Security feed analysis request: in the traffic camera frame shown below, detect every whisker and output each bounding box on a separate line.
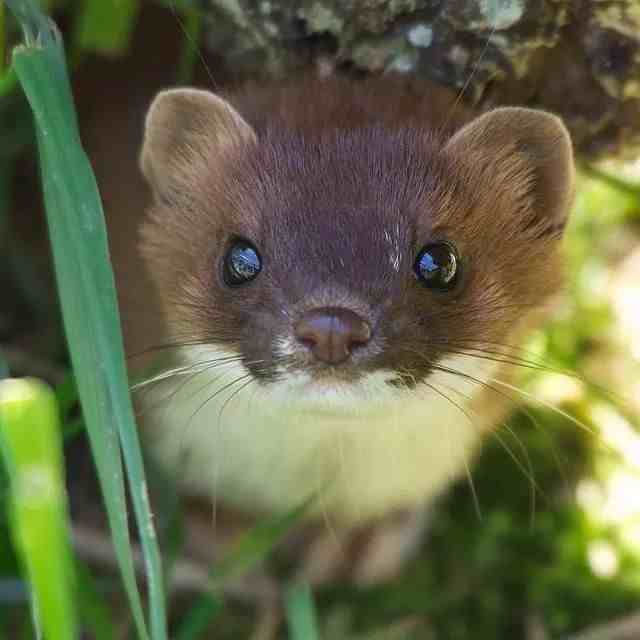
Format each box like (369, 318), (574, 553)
(131, 355), (243, 391)
(218, 376), (256, 425)
(425, 338), (559, 370)
(495, 421), (540, 522)
(399, 346), (585, 508)
(490, 378), (613, 451)
(177, 372), (257, 473)
(205, 372), (258, 514)
(187, 372), (256, 429)
(427, 340), (632, 416)
(440, 378), (547, 518)
(429, 360), (577, 431)
(439, 17), (498, 133)
(417, 380), (483, 521)
(168, 0), (219, 90)
(508, 397), (572, 499)
(488, 426), (546, 514)
(126, 337), (238, 361)
(132, 358), (245, 417)
(433, 346), (563, 379)
(136, 357), (256, 419)
(178, 358), (264, 412)
(172, 370), (252, 533)
(424, 353), (614, 459)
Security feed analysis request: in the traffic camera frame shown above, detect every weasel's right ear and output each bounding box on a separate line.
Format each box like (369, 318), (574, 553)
(140, 88), (256, 198)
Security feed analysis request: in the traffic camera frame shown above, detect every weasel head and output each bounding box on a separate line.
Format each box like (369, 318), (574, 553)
(138, 85), (574, 411)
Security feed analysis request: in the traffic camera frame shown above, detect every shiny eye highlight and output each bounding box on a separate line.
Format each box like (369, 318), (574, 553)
(223, 239), (262, 286)
(414, 241), (459, 291)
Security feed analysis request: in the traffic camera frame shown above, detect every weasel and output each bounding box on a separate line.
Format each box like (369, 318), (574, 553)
(119, 74), (574, 579)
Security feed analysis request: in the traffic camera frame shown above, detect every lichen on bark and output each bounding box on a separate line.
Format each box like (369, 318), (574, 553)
(198, 0), (640, 159)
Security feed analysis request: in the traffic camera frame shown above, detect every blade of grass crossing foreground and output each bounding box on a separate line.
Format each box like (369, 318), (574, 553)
(0, 378), (77, 640)
(211, 495), (314, 586)
(11, 44), (148, 640)
(7, 2), (167, 638)
(285, 583), (320, 640)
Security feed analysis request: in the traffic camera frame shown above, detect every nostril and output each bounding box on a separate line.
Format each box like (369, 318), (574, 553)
(294, 320), (325, 348)
(294, 307), (372, 365)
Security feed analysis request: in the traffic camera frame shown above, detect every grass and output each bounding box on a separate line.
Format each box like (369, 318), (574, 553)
(0, 378), (76, 640)
(285, 584), (320, 640)
(73, 0), (140, 59)
(6, 1), (164, 638)
(0, 1), (639, 639)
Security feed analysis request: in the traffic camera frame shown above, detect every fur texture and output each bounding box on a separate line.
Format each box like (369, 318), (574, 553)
(134, 75), (575, 524)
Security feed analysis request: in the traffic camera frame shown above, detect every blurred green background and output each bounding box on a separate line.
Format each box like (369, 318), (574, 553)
(1, 1), (640, 639)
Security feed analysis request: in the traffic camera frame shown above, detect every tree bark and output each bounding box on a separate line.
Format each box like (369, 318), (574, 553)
(197, 0), (640, 159)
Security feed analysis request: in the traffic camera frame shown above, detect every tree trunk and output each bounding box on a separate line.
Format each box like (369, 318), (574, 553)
(197, 0), (640, 159)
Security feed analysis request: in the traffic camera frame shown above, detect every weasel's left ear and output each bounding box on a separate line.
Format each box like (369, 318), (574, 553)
(140, 88), (256, 199)
(445, 107), (574, 236)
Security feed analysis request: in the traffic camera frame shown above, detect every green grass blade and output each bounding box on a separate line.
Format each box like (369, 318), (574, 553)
(174, 593), (222, 640)
(285, 582), (320, 640)
(0, 378), (77, 640)
(73, 0), (140, 57)
(9, 36), (147, 640)
(580, 162), (640, 201)
(211, 495), (314, 586)
(6, 2), (167, 638)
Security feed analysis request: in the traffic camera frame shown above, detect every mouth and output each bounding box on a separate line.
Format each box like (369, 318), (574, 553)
(264, 366), (406, 412)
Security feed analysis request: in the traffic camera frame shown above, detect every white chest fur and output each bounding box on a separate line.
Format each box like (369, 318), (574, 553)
(138, 347), (496, 524)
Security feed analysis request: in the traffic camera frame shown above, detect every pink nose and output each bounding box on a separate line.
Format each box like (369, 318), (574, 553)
(294, 307), (372, 365)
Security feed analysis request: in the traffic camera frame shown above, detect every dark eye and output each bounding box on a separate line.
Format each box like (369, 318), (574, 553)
(414, 241), (460, 290)
(223, 239), (262, 286)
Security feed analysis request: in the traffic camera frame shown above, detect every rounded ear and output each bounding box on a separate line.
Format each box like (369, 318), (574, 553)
(445, 107), (575, 236)
(140, 88), (256, 199)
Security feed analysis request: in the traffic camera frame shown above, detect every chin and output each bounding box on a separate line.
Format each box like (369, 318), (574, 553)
(263, 368), (406, 415)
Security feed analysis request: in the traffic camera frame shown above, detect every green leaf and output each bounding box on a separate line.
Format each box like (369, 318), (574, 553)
(285, 582), (320, 640)
(73, 0), (140, 57)
(6, 2), (167, 638)
(0, 377), (77, 640)
(580, 162), (640, 203)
